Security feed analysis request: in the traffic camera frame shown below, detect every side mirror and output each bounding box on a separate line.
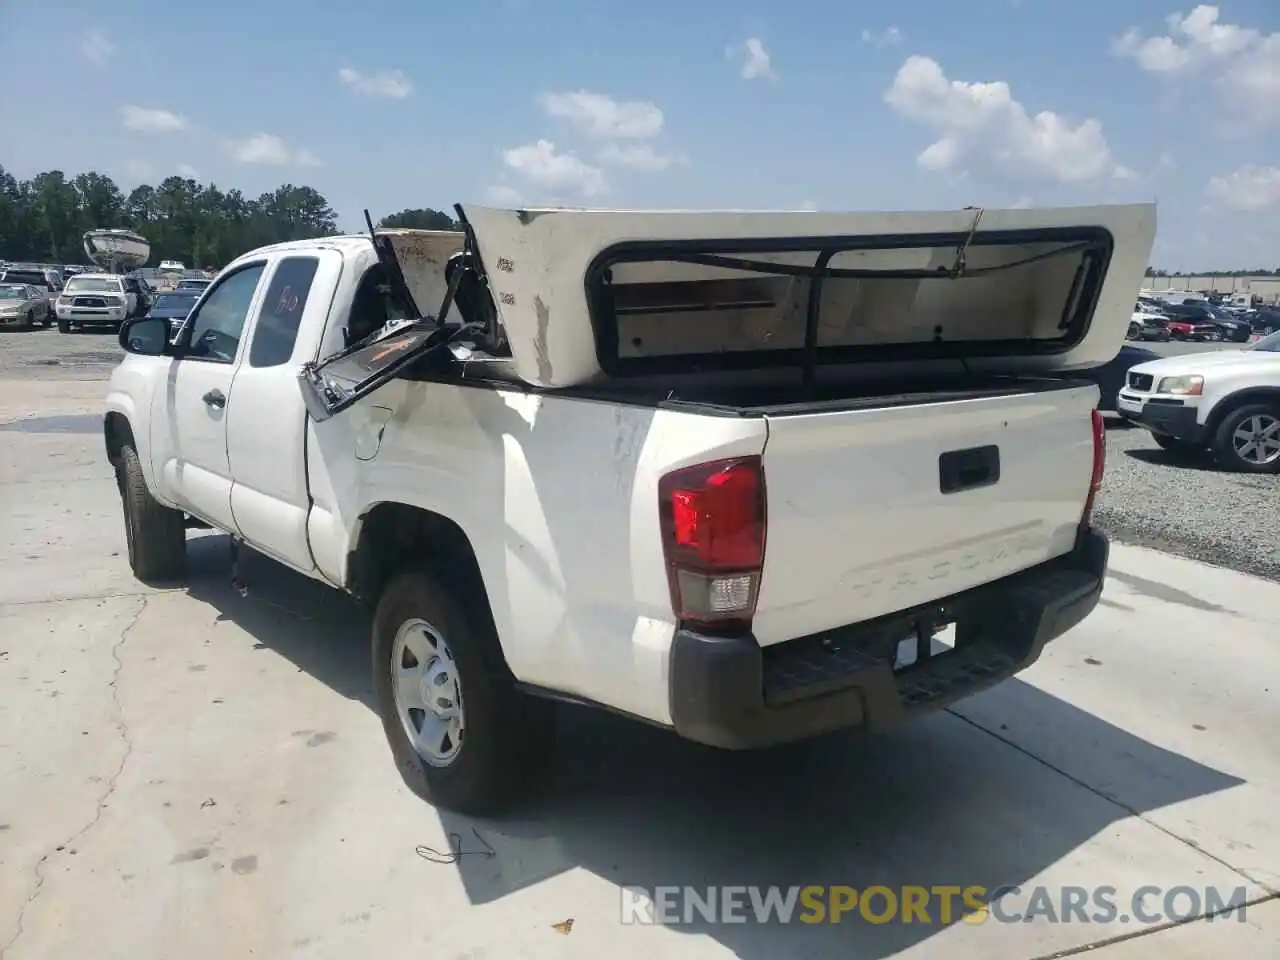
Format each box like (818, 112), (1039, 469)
(119, 316), (173, 356)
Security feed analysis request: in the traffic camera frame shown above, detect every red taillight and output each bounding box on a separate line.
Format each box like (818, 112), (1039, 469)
(658, 456), (766, 628)
(1081, 409), (1106, 528)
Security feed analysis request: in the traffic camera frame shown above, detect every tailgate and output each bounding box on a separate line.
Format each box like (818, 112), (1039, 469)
(750, 384), (1099, 645)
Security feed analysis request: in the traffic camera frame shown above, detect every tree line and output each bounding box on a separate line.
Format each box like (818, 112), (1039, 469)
(1146, 266), (1278, 278)
(0, 165), (459, 270)
(4, 167), (1270, 277)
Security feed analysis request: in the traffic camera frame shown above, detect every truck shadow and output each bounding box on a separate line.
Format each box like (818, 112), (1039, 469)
(1123, 447), (1220, 473)
(183, 534), (1246, 959)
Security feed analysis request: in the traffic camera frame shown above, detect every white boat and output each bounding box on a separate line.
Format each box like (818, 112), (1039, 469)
(83, 229), (151, 273)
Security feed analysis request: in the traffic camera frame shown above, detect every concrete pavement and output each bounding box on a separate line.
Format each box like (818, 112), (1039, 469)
(0, 379), (1276, 959)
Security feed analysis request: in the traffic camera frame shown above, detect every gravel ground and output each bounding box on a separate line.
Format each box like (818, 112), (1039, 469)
(0, 326), (123, 380)
(1094, 416), (1280, 581)
(4, 327), (1276, 579)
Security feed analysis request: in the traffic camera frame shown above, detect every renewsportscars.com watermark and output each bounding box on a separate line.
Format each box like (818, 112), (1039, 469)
(620, 884), (1251, 926)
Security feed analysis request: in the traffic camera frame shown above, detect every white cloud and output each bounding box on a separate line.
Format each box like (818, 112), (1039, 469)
(176, 163), (200, 179)
(1112, 165), (1140, 182)
(80, 29), (114, 65)
(1113, 6), (1280, 126)
(1206, 165), (1280, 212)
(884, 55), (1117, 184)
(732, 38), (776, 81)
(1112, 30), (1192, 71)
(597, 142), (686, 171)
(861, 27), (903, 48)
(485, 184), (526, 205)
(337, 67), (414, 99)
(121, 105), (188, 133)
(503, 140), (605, 196)
(224, 133), (320, 167)
(538, 91), (664, 139)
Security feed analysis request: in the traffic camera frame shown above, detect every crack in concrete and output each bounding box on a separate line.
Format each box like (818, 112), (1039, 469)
(0, 590), (166, 609)
(0, 596), (149, 960)
(947, 706), (1280, 957)
(947, 707), (1278, 897)
(1030, 890), (1280, 959)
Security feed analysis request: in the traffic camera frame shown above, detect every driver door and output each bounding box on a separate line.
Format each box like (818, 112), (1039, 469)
(156, 261), (267, 531)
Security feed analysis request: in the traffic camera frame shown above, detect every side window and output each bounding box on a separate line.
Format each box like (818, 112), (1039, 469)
(249, 256), (319, 368)
(183, 263), (266, 364)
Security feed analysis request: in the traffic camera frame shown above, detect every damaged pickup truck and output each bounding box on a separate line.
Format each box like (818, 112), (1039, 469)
(103, 202), (1155, 814)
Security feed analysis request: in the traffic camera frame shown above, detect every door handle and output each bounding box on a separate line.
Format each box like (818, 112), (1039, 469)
(202, 389), (226, 409)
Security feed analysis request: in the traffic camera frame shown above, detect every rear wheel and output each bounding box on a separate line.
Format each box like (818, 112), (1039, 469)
(372, 568), (555, 815)
(117, 444), (187, 581)
(1212, 404), (1280, 474)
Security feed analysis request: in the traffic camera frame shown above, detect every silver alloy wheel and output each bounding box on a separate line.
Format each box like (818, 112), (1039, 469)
(391, 617), (464, 766)
(1231, 414), (1280, 466)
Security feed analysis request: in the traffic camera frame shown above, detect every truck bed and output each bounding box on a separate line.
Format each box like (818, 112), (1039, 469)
(579, 371), (1101, 647)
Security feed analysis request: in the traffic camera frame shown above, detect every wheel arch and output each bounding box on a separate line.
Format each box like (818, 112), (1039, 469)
(1203, 387), (1280, 438)
(103, 411), (135, 468)
(345, 503), (506, 667)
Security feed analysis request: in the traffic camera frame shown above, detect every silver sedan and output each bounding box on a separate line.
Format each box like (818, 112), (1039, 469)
(0, 284), (53, 328)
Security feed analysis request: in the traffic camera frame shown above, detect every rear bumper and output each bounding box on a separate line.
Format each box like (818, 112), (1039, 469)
(668, 527), (1109, 750)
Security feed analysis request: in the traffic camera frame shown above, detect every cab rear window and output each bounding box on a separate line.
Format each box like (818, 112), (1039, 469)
(249, 256), (320, 367)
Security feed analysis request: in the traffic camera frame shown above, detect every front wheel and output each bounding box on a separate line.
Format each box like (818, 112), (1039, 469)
(117, 444), (187, 581)
(1212, 404), (1280, 473)
(372, 569), (555, 815)
(25, 310), (35, 330)
(57, 318), (71, 334)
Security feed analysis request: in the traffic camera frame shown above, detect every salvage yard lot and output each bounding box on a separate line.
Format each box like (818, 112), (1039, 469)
(1, 328), (1277, 958)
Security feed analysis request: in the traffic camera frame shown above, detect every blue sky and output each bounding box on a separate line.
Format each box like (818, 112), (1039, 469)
(1, 0), (1276, 271)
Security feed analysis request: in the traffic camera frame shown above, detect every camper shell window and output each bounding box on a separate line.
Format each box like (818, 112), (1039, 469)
(583, 227), (1114, 379)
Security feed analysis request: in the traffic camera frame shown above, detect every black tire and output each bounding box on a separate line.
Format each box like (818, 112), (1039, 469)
(1126, 322), (1140, 341)
(1211, 404), (1280, 474)
(57, 318), (71, 334)
(372, 568), (555, 815)
(1152, 434), (1201, 455)
(25, 310), (35, 330)
(117, 444), (187, 581)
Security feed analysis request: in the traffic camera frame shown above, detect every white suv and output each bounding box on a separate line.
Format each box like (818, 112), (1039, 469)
(55, 273), (141, 333)
(1116, 330), (1280, 472)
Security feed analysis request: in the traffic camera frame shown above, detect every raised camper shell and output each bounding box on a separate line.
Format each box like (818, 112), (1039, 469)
(438, 203), (1157, 389)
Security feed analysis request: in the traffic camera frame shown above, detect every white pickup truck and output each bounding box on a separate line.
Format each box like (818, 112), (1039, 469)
(105, 203), (1155, 813)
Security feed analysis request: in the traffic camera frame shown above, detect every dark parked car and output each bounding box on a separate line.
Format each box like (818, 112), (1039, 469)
(144, 291), (201, 334)
(1246, 309), (1280, 336)
(1072, 344), (1162, 411)
(1164, 301), (1251, 342)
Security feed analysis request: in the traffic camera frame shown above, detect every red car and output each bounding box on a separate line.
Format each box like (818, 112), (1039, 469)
(1165, 317), (1219, 341)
